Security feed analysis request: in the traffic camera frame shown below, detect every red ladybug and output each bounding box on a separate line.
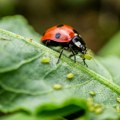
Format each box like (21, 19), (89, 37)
(41, 24), (87, 65)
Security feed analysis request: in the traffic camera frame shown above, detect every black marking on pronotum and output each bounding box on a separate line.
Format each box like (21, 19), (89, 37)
(57, 24), (64, 28)
(73, 29), (78, 34)
(55, 33), (61, 39)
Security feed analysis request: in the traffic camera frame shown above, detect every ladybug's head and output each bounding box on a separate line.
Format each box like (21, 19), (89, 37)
(80, 44), (86, 54)
(71, 35), (87, 54)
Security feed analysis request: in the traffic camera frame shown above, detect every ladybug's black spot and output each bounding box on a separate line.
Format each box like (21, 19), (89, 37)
(57, 24), (64, 28)
(55, 33), (61, 39)
(73, 29), (78, 34)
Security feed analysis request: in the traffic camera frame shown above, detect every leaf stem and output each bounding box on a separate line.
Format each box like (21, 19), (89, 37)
(76, 64), (120, 95)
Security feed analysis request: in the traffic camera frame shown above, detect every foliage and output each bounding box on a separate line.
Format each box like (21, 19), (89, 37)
(0, 15), (120, 120)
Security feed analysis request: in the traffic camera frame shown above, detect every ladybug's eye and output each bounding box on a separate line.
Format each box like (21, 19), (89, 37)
(80, 45), (86, 50)
(80, 45), (86, 54)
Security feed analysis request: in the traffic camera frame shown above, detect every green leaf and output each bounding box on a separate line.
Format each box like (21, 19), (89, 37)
(98, 56), (120, 86)
(0, 15), (40, 41)
(90, 107), (120, 120)
(99, 31), (120, 57)
(0, 112), (64, 120)
(0, 28), (89, 119)
(0, 15), (120, 119)
(0, 28), (120, 119)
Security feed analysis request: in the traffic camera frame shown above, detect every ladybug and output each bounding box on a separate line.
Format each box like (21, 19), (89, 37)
(41, 24), (87, 66)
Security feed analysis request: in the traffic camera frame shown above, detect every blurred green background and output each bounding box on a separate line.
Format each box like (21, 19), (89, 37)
(0, 0), (120, 52)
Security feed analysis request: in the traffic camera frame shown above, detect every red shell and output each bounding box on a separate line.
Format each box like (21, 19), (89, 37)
(41, 24), (75, 43)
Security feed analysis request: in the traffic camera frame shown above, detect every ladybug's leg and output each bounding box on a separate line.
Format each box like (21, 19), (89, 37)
(45, 40), (52, 46)
(68, 44), (77, 62)
(82, 58), (88, 67)
(69, 52), (76, 62)
(57, 47), (65, 64)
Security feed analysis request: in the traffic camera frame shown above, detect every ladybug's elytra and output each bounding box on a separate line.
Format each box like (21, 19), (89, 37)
(41, 24), (87, 66)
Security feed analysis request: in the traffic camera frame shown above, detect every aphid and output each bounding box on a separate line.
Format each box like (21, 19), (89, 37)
(66, 73), (74, 79)
(53, 84), (62, 90)
(89, 91), (96, 96)
(41, 57), (50, 64)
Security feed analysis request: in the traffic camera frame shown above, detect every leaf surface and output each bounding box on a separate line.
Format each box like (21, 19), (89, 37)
(0, 29), (120, 119)
(0, 15), (40, 41)
(0, 16), (120, 120)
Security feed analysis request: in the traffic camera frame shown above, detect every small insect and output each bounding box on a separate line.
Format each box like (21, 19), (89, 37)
(41, 24), (87, 66)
